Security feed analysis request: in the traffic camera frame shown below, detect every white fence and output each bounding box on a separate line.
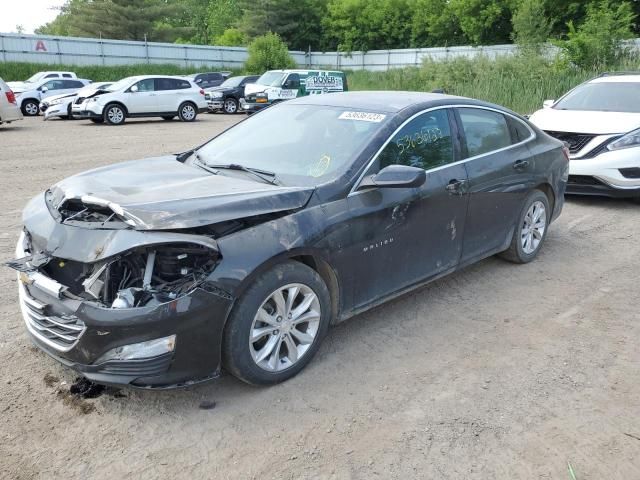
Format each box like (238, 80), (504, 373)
(3, 32), (640, 72)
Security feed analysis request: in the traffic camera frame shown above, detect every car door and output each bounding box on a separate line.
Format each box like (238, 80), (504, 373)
(39, 79), (67, 100)
(455, 107), (535, 264)
(60, 80), (85, 95)
(126, 78), (158, 114)
(346, 108), (469, 309)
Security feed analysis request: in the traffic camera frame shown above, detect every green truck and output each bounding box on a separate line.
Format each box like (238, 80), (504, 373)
(241, 69), (348, 112)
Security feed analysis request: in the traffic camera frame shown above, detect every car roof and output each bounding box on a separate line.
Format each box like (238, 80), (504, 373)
(590, 75), (640, 83)
(289, 91), (496, 114)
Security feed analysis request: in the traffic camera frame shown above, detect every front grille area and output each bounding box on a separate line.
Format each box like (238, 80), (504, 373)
(620, 167), (640, 179)
(568, 175), (606, 186)
(98, 353), (173, 377)
(21, 290), (85, 352)
(545, 131), (596, 154)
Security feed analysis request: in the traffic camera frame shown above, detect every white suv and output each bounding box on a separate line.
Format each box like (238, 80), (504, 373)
(73, 75), (207, 125)
(13, 78), (90, 116)
(0, 77), (23, 126)
(529, 73), (640, 199)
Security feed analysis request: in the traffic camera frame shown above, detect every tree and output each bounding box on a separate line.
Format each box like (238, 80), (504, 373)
(448, 0), (513, 45)
(512, 0), (552, 54)
(557, 0), (636, 68)
(323, 0), (413, 51)
(216, 28), (247, 46)
(410, 0), (466, 47)
(244, 32), (296, 73)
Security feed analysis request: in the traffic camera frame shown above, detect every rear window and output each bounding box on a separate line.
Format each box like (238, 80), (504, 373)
(507, 116), (532, 143)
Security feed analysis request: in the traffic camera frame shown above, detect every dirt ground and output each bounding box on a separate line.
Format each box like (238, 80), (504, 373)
(0, 115), (639, 480)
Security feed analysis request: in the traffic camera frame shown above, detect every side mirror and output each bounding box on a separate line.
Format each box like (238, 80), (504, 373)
(543, 99), (555, 108)
(40, 86), (48, 93)
(358, 165), (426, 190)
(130, 85), (139, 93)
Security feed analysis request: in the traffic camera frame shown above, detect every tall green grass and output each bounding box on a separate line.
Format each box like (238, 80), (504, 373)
(348, 54), (640, 114)
(0, 61), (242, 83)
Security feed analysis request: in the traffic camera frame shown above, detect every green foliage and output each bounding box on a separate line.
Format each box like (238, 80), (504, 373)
(448, 0), (513, 45)
(216, 28), (247, 46)
(0, 62), (241, 83)
(244, 33), (296, 74)
(207, 0), (239, 40)
(511, 0), (552, 54)
(556, 0), (636, 69)
(347, 52), (640, 115)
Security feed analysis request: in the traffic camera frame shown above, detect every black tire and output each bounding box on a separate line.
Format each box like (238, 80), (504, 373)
(223, 97), (238, 114)
(500, 189), (550, 264)
(178, 102), (197, 122)
(90, 118), (104, 124)
(162, 115), (175, 121)
(21, 99), (40, 117)
(223, 261), (331, 385)
(103, 103), (126, 125)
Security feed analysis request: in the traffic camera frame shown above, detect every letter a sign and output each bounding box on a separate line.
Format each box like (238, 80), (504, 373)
(34, 40), (47, 52)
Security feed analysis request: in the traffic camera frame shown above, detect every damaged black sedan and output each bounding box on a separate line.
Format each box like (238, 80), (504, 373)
(7, 92), (568, 388)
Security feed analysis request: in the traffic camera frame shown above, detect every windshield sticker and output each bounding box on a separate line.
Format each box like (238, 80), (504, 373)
(339, 111), (387, 123)
(309, 155), (331, 177)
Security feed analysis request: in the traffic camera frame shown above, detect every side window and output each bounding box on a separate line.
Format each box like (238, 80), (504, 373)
(458, 108), (511, 157)
(134, 78), (155, 92)
(285, 73), (300, 89)
(63, 80), (84, 88)
(177, 80), (191, 89)
(507, 116), (533, 143)
(156, 78), (178, 91)
(44, 74), (58, 79)
(210, 73), (222, 81)
(377, 109), (454, 171)
(43, 80), (65, 90)
(62, 74), (72, 78)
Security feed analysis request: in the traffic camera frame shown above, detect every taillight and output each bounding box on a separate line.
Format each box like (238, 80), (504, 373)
(199, 89), (205, 95)
(5, 90), (16, 104)
(562, 144), (570, 161)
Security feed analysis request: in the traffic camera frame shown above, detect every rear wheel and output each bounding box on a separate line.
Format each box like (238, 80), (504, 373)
(500, 189), (550, 263)
(21, 100), (39, 116)
(223, 261), (331, 385)
(223, 98), (238, 114)
(178, 102), (197, 122)
(104, 104), (126, 125)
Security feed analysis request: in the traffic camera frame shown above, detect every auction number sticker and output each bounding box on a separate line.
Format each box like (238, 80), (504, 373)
(339, 111), (387, 123)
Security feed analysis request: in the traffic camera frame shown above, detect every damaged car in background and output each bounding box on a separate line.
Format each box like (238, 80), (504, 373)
(7, 92), (568, 389)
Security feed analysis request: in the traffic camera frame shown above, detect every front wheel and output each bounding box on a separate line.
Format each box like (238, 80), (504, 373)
(223, 261), (331, 385)
(21, 100), (40, 116)
(223, 98), (238, 114)
(500, 189), (550, 263)
(178, 102), (197, 122)
(104, 104), (126, 125)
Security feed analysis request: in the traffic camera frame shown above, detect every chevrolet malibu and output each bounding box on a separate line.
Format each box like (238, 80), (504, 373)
(7, 92), (568, 388)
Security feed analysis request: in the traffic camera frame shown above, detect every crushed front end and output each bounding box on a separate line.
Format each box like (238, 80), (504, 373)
(7, 193), (234, 389)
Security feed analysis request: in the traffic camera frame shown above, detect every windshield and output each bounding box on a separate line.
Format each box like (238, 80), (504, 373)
(221, 76), (243, 87)
(195, 104), (388, 186)
(25, 73), (45, 83)
(554, 82), (640, 113)
(107, 77), (137, 92)
(257, 71), (286, 87)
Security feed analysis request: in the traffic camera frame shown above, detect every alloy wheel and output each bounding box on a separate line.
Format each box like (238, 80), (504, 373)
(181, 104), (196, 120)
(107, 106), (124, 124)
(24, 102), (39, 116)
(224, 99), (237, 114)
(521, 200), (546, 254)
(249, 283), (321, 372)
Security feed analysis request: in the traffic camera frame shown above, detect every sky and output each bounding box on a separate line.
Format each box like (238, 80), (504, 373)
(1, 0), (66, 34)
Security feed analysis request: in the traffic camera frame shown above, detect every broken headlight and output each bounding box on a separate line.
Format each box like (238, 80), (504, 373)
(42, 243), (218, 308)
(95, 335), (176, 363)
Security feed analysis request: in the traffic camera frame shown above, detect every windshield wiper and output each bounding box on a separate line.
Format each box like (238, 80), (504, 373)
(207, 163), (280, 185)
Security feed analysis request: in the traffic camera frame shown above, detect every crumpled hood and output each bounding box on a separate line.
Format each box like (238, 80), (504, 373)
(244, 83), (267, 96)
(529, 108), (640, 135)
(47, 156), (314, 230)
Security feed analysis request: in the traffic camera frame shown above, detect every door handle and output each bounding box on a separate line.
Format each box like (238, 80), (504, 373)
(446, 179), (467, 195)
(513, 159), (530, 169)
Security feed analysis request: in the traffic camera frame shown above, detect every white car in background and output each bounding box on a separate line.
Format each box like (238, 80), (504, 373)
(0, 77), (23, 126)
(529, 73), (640, 200)
(41, 82), (113, 120)
(13, 78), (91, 116)
(7, 71), (77, 92)
(73, 75), (207, 125)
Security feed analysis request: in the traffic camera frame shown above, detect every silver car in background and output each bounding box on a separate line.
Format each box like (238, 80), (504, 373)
(0, 77), (23, 126)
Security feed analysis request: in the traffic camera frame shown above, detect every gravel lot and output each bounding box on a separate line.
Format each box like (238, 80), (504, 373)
(1, 115), (639, 480)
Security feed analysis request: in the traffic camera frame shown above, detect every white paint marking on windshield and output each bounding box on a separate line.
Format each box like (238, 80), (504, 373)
(338, 111), (387, 123)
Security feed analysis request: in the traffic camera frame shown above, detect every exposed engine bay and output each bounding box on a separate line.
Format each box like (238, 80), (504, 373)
(39, 244), (218, 309)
